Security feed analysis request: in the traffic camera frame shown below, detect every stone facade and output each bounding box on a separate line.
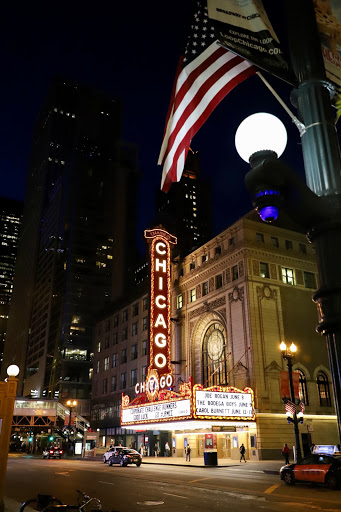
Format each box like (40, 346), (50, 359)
(171, 213), (338, 459)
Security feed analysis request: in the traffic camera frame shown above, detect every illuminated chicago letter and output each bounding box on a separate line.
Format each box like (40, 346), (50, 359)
(156, 242), (166, 255)
(155, 258), (166, 273)
(155, 353), (167, 368)
(155, 333), (166, 348)
(155, 295), (166, 308)
(154, 314), (167, 328)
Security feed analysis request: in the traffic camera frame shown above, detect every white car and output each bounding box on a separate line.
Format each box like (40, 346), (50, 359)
(103, 446), (126, 463)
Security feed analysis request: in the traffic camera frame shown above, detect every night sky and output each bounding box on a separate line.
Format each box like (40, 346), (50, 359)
(2, 2), (311, 253)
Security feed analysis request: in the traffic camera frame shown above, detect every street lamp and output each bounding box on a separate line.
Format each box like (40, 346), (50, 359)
(0, 366), (19, 512)
(66, 400), (77, 454)
(279, 342), (303, 462)
(235, 0), (341, 445)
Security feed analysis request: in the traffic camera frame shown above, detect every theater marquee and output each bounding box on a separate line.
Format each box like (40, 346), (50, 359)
(193, 385), (255, 420)
(121, 382), (255, 426)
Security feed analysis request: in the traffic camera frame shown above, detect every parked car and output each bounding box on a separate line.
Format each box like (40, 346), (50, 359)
(103, 446), (124, 463)
(42, 446), (63, 459)
(107, 447), (142, 467)
(280, 453), (341, 489)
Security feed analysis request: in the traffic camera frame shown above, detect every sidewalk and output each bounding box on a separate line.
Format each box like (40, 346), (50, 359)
(140, 455), (283, 474)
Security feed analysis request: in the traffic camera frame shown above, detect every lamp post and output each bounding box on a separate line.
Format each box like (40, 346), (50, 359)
(66, 399), (77, 454)
(279, 342), (303, 462)
(235, 1), (341, 444)
(0, 365), (19, 512)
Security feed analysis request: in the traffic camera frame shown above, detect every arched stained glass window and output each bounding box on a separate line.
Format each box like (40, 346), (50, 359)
(317, 371), (331, 407)
(298, 369), (309, 405)
(202, 323), (228, 387)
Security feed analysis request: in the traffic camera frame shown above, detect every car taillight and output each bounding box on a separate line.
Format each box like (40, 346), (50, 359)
(49, 451), (54, 454)
(59, 450), (63, 454)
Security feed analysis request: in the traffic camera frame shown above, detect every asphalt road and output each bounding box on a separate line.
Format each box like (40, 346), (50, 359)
(5, 457), (341, 512)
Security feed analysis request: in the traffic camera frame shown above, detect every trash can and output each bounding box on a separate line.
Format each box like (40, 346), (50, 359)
(204, 451), (218, 466)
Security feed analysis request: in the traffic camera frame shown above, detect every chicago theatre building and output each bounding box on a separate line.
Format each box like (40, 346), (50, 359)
(91, 211), (338, 460)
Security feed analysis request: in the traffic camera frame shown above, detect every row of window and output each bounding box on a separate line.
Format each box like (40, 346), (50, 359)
(99, 297), (149, 334)
(96, 341), (148, 372)
(97, 319), (149, 351)
(298, 369), (332, 407)
(256, 232), (310, 254)
(95, 366), (147, 395)
(185, 233), (311, 278)
(177, 264), (316, 308)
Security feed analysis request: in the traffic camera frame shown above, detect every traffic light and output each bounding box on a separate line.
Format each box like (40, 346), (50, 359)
(49, 435), (54, 441)
(28, 437), (33, 442)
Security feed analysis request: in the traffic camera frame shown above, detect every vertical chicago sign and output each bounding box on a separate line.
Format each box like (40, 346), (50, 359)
(144, 228), (177, 401)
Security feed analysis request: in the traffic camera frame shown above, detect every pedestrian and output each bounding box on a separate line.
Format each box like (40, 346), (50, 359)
(154, 443), (158, 457)
(239, 443), (246, 462)
(282, 443), (290, 464)
(186, 445), (191, 461)
(164, 442), (170, 457)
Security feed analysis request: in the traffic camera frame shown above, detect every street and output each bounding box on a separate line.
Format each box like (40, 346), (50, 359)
(4, 456), (341, 512)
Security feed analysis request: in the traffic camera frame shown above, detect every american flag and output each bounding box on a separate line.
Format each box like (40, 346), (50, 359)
(299, 401), (305, 413)
(158, 0), (256, 192)
(285, 400), (297, 417)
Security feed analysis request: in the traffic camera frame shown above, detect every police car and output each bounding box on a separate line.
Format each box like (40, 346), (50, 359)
(280, 453), (341, 489)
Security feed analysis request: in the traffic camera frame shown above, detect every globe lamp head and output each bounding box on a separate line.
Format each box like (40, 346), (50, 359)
(235, 112), (287, 162)
(7, 364), (19, 377)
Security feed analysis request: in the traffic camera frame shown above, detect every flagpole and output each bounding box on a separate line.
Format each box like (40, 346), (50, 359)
(256, 71), (306, 135)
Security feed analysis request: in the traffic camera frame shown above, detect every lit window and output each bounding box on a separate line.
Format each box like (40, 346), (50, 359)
(97, 342), (101, 353)
(260, 262), (269, 278)
(190, 288), (196, 302)
(177, 294), (183, 309)
(317, 371), (331, 406)
(282, 267), (295, 285)
(104, 357), (109, 371)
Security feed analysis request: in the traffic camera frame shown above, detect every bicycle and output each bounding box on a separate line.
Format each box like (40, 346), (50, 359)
(20, 490), (103, 512)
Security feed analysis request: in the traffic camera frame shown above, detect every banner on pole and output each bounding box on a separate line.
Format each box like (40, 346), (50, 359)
(314, 0), (341, 86)
(281, 371), (300, 400)
(207, 0), (295, 84)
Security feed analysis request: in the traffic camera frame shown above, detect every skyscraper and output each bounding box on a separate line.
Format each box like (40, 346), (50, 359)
(155, 149), (212, 258)
(2, 78), (139, 401)
(0, 197), (22, 372)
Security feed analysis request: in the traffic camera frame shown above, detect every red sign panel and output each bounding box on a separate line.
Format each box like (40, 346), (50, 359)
(144, 228), (177, 400)
(281, 371), (300, 400)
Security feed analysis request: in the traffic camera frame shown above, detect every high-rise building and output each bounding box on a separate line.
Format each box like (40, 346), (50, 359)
(155, 149), (212, 258)
(0, 197), (23, 372)
(2, 78), (139, 402)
